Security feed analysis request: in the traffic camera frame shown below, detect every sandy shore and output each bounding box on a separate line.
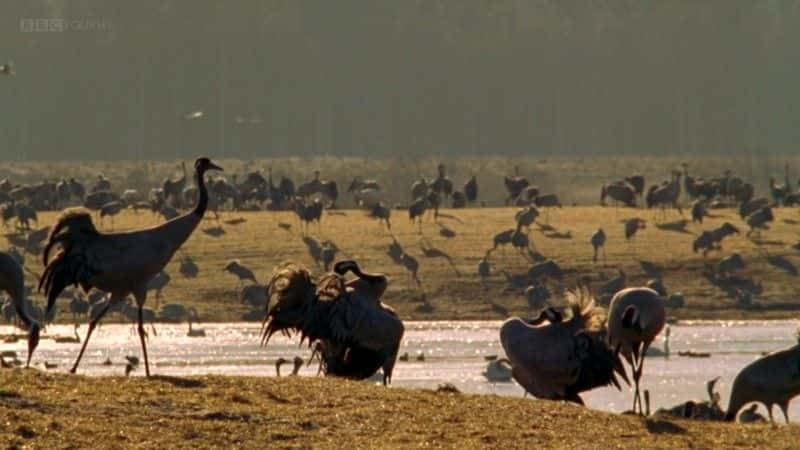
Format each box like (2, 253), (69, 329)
(0, 371), (797, 449)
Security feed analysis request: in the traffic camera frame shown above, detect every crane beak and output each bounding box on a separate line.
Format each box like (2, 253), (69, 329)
(209, 162), (223, 172)
(26, 322), (41, 368)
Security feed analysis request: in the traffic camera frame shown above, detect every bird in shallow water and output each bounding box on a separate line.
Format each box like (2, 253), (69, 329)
(607, 287), (666, 415)
(500, 288), (628, 404)
(37, 157), (222, 377)
(262, 260), (404, 385)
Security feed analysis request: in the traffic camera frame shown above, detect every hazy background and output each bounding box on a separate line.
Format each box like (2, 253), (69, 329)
(1, 1), (799, 161)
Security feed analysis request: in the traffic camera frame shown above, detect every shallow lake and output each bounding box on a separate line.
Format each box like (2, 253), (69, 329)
(4, 320), (798, 419)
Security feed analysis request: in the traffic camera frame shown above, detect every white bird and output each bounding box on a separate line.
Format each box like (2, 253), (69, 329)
(184, 110), (204, 120)
(39, 157), (222, 376)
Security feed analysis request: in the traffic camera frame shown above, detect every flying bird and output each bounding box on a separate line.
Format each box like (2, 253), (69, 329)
(0, 61), (14, 76)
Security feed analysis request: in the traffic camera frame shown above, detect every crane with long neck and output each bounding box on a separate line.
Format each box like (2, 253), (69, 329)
(38, 157), (222, 376)
(0, 252), (40, 368)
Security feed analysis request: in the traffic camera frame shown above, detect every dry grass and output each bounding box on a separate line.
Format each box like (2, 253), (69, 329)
(0, 370), (797, 449)
(9, 204), (800, 323)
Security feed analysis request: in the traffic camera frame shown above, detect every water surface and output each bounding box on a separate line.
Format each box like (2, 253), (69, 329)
(4, 320), (797, 419)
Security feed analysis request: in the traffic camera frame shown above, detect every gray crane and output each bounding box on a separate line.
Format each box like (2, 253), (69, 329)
(39, 157), (222, 376)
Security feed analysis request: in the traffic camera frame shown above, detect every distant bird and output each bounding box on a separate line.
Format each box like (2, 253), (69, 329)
(400, 254), (422, 289)
(421, 243), (459, 275)
(223, 217), (247, 226)
(240, 284), (268, 309)
(500, 288), (626, 404)
(533, 194), (561, 221)
(186, 307), (206, 337)
(601, 183), (636, 208)
(693, 222), (739, 256)
(765, 254), (798, 276)
(738, 404), (767, 423)
(746, 207), (774, 237)
(464, 176), (478, 204)
(599, 270), (626, 297)
(607, 287), (666, 415)
(38, 157), (222, 376)
(438, 224), (456, 239)
(482, 357), (513, 382)
(146, 271), (171, 306)
(185, 110), (204, 120)
(477, 257), (491, 287)
(655, 219), (690, 234)
(450, 191), (467, 208)
(224, 260), (257, 285)
(320, 241), (338, 271)
(68, 294), (89, 322)
(0, 252), (40, 367)
(430, 164), (454, 201)
(524, 282), (551, 309)
(53, 324), (81, 344)
(725, 344), (800, 423)
(408, 195), (429, 231)
(590, 228), (606, 263)
(717, 253), (745, 274)
(278, 222), (292, 232)
(625, 175), (646, 200)
(528, 260), (563, 281)
(491, 229), (516, 253)
(202, 226), (226, 237)
(410, 178), (429, 201)
(515, 206), (539, 232)
(638, 260), (662, 279)
(0, 61), (14, 76)
(769, 170), (791, 204)
(739, 197), (770, 220)
(656, 376), (724, 420)
(645, 279), (667, 297)
(368, 202), (391, 230)
(503, 167), (530, 205)
(510, 230), (530, 255)
(623, 218), (646, 242)
(690, 199), (708, 224)
(275, 356), (304, 377)
(179, 255), (199, 278)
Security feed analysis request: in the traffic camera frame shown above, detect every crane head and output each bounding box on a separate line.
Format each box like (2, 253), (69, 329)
(195, 157), (223, 173)
(621, 305), (641, 331)
(26, 321), (41, 368)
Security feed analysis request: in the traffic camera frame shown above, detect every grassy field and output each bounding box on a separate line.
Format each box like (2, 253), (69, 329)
(8, 203), (800, 323)
(0, 370), (797, 449)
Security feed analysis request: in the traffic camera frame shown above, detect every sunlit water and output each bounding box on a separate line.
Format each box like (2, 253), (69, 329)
(3, 320), (798, 419)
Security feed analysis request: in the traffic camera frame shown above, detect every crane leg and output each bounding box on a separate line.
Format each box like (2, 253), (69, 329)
(779, 402), (791, 424)
(70, 296), (114, 374)
(134, 290), (151, 377)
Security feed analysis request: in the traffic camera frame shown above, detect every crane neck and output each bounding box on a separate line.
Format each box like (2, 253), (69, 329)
(193, 168), (209, 217)
(12, 294), (34, 328)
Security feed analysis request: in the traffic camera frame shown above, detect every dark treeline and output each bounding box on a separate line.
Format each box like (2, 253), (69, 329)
(0, 1), (798, 161)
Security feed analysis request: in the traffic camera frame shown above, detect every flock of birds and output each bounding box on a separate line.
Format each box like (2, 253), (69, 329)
(0, 155), (797, 426)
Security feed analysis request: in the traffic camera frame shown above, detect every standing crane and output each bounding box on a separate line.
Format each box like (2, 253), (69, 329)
(38, 157), (222, 376)
(607, 287), (666, 415)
